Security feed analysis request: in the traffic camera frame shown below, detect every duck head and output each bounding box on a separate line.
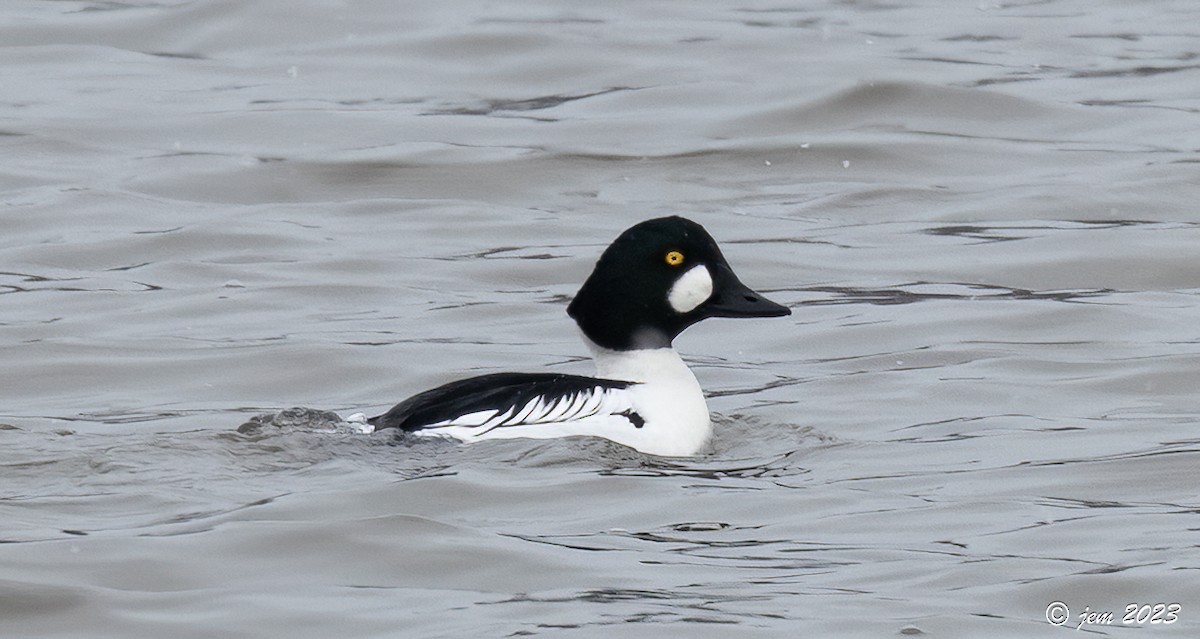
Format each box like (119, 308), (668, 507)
(567, 216), (791, 351)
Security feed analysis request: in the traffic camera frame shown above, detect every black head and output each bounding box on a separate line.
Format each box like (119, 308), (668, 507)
(567, 216), (791, 351)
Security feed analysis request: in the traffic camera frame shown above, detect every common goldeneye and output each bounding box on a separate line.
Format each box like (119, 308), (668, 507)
(367, 216), (790, 456)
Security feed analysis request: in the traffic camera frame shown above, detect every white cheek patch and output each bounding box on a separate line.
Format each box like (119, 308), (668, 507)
(667, 264), (714, 314)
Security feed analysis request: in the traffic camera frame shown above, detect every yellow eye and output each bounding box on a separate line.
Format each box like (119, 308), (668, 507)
(664, 250), (685, 267)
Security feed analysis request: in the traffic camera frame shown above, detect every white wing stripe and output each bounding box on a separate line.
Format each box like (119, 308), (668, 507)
(507, 396), (542, 425)
(563, 391), (590, 421)
(541, 393), (576, 423)
(429, 408), (498, 428)
(581, 388), (602, 415)
(478, 406), (515, 430)
(580, 388), (604, 416)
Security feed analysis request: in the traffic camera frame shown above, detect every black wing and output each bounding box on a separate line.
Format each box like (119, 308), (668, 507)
(368, 372), (633, 433)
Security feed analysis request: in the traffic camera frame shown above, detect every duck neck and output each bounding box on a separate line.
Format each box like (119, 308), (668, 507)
(580, 334), (698, 386)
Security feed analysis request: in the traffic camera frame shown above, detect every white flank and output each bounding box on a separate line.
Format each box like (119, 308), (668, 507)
(667, 264), (713, 314)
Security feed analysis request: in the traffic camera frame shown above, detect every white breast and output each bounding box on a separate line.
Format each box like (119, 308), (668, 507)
(584, 339), (712, 456)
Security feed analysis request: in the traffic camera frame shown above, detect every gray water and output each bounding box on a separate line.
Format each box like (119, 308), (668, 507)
(3, 1), (1199, 637)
